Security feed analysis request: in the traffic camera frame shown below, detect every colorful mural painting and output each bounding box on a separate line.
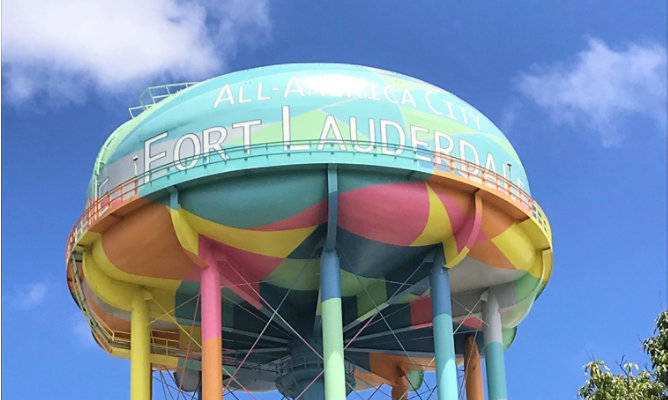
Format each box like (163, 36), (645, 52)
(67, 64), (552, 400)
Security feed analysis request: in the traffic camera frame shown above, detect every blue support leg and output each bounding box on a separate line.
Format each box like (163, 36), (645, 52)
(430, 248), (458, 400)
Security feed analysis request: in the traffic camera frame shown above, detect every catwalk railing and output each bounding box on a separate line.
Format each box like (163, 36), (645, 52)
(66, 139), (552, 357)
(67, 139), (550, 259)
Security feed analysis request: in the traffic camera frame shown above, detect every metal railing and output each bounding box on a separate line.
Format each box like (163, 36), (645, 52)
(66, 139), (551, 356)
(66, 139), (545, 260)
(67, 257), (183, 357)
(129, 82), (199, 118)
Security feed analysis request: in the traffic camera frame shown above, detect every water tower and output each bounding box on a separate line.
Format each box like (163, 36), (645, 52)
(67, 64), (552, 400)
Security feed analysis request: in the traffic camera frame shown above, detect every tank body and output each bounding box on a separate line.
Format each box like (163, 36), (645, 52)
(67, 64), (552, 396)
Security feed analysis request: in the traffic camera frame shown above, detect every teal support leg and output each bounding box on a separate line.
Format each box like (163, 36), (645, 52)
(320, 250), (346, 399)
(430, 249), (458, 400)
(483, 290), (508, 400)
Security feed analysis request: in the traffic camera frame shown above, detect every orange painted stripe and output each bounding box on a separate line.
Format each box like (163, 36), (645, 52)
(202, 337), (222, 399)
(464, 336), (484, 400)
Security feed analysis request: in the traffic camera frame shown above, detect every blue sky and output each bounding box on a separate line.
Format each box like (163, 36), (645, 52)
(1, 1), (666, 399)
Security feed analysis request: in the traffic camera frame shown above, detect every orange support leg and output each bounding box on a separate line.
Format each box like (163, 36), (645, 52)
(201, 264), (223, 399)
(391, 375), (409, 399)
(464, 335), (484, 400)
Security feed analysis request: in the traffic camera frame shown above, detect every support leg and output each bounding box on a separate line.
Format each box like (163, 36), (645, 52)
(201, 264), (223, 400)
(430, 249), (458, 400)
(483, 291), (508, 400)
(131, 290), (151, 400)
(320, 250), (346, 399)
(391, 375), (409, 400)
(464, 335), (484, 400)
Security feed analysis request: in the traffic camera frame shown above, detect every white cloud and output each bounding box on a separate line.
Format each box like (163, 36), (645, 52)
(498, 101), (521, 134)
(1, 0), (271, 103)
(12, 282), (48, 309)
(515, 38), (667, 146)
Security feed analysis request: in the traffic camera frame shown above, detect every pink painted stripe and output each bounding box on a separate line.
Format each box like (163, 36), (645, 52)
(339, 182), (430, 246)
(457, 317), (483, 330)
(252, 199), (328, 231)
(201, 264), (222, 342)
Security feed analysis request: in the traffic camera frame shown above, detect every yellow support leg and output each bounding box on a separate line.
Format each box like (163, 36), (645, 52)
(131, 290), (151, 400)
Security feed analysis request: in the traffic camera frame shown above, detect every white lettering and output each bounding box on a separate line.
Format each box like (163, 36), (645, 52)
(144, 132), (168, 183)
(425, 92), (443, 115)
(284, 76), (305, 98)
(401, 90), (417, 108)
(317, 115), (347, 151)
(457, 106), (469, 124)
(282, 106), (309, 151)
(516, 177), (526, 190)
(459, 139), (480, 174)
(232, 120), (262, 154)
(238, 86), (251, 103)
(213, 84), (234, 108)
(445, 102), (457, 120)
(257, 83), (270, 101)
(469, 111), (481, 130)
(174, 133), (201, 171)
(485, 153), (497, 174)
(97, 177), (109, 197)
(383, 86), (398, 104)
(351, 118), (375, 153)
(368, 84), (380, 101)
(202, 127), (229, 162)
(409, 125), (431, 162)
(380, 119), (405, 155)
(434, 131), (454, 167)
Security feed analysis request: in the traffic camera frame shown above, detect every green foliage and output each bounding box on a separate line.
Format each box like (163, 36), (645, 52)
(644, 311), (668, 386)
(578, 311), (668, 400)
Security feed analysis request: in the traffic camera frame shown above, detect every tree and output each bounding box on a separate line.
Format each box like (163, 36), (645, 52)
(578, 311), (668, 400)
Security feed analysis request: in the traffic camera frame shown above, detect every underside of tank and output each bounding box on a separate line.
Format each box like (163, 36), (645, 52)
(68, 162), (550, 396)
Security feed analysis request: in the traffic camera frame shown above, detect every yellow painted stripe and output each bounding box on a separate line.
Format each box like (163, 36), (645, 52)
(181, 208), (318, 258)
(490, 222), (539, 277)
(85, 240), (176, 318)
(444, 237), (459, 265)
(169, 207), (204, 265)
(411, 183), (453, 247)
(83, 247), (139, 312)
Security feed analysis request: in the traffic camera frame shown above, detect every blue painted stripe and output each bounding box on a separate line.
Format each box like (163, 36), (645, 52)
(430, 251), (452, 318)
(430, 247), (458, 400)
(485, 342), (508, 400)
(325, 164), (338, 251)
(320, 250), (341, 301)
(433, 313), (458, 400)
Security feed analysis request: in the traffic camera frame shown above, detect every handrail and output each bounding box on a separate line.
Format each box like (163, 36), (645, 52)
(66, 138), (551, 358)
(129, 82), (199, 118)
(67, 259), (183, 357)
(66, 139), (543, 261)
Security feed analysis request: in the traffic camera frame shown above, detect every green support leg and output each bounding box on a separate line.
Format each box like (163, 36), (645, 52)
(320, 250), (346, 399)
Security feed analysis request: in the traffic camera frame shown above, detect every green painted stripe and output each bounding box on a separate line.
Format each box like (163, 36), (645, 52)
(321, 297), (346, 399)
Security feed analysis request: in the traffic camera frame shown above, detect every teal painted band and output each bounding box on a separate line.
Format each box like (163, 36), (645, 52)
(433, 313), (458, 400)
(485, 341), (508, 400)
(430, 257), (457, 400)
(321, 298), (346, 399)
